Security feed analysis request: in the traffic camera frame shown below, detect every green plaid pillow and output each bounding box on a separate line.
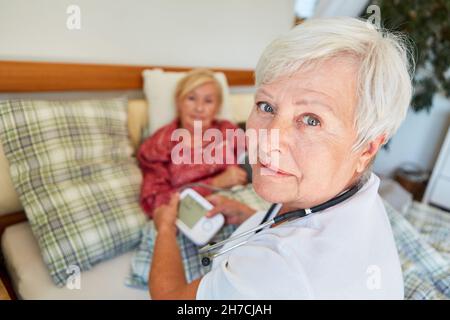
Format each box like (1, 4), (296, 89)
(0, 98), (147, 287)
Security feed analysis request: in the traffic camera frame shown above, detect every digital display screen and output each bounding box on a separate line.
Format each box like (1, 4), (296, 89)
(178, 194), (207, 229)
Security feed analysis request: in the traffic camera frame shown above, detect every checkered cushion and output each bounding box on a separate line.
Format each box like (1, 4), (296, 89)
(384, 201), (450, 299)
(126, 184), (271, 289)
(401, 201), (450, 260)
(0, 99), (147, 287)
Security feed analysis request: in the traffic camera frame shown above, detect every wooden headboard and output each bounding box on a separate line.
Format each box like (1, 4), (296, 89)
(0, 60), (254, 92)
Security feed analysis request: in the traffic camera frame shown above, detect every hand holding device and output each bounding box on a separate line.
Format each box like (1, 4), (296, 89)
(176, 188), (225, 246)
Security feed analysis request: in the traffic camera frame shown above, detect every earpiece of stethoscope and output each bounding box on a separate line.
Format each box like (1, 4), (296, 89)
(199, 183), (361, 267)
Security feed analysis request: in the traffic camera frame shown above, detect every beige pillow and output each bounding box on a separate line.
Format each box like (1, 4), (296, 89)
(127, 99), (148, 152)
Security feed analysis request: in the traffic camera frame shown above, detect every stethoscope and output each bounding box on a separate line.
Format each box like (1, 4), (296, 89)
(199, 183), (361, 267)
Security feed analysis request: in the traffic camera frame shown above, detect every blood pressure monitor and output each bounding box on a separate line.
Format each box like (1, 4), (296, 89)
(176, 188), (225, 246)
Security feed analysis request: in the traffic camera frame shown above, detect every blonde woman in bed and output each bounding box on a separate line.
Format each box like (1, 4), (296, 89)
(137, 68), (248, 217)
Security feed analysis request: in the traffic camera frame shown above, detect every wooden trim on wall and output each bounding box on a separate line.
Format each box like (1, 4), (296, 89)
(0, 211), (27, 240)
(0, 60), (254, 92)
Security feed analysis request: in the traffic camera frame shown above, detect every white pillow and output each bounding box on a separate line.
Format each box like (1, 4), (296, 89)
(142, 68), (233, 137)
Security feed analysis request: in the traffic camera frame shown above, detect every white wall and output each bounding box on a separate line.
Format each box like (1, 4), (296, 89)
(2, 0), (448, 177)
(0, 0), (295, 69)
(374, 94), (450, 177)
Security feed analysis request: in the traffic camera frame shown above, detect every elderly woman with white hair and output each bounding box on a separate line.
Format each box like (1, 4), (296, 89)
(148, 17), (414, 299)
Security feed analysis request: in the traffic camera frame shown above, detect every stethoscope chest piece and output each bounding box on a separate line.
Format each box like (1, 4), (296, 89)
(201, 256), (211, 267)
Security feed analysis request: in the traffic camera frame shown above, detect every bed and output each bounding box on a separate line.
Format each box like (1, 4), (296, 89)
(0, 60), (448, 300)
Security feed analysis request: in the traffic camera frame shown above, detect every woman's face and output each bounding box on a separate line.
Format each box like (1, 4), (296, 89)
(247, 57), (381, 209)
(177, 82), (220, 130)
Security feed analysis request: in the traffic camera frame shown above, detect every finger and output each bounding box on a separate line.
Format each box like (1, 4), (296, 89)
(235, 166), (247, 174)
(206, 205), (223, 217)
(170, 192), (179, 201)
(232, 167), (245, 177)
(206, 194), (221, 205)
(169, 193), (179, 207)
(226, 215), (240, 225)
(206, 194), (219, 201)
(229, 167), (241, 175)
(237, 175), (247, 184)
(238, 171), (247, 180)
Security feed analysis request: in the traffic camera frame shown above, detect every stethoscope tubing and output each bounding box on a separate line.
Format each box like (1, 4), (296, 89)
(199, 183), (361, 266)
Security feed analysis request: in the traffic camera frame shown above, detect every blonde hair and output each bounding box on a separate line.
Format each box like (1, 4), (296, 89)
(255, 17), (415, 152)
(175, 69), (223, 106)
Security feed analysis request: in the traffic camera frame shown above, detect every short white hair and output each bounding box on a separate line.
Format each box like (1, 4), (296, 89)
(255, 17), (415, 151)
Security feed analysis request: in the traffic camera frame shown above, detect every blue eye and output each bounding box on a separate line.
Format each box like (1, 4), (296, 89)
(256, 102), (274, 114)
(302, 115), (321, 127)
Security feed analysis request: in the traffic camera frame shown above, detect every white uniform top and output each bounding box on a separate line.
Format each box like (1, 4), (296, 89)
(197, 173), (404, 299)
